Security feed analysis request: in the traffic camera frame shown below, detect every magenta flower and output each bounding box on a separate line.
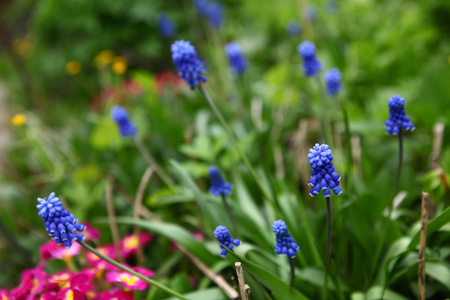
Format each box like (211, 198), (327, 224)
(56, 273), (95, 299)
(106, 266), (155, 290)
(86, 244), (118, 270)
(120, 232), (153, 258)
(10, 263), (47, 300)
(82, 222), (101, 242)
(97, 290), (134, 300)
(39, 240), (81, 261)
(47, 270), (73, 288)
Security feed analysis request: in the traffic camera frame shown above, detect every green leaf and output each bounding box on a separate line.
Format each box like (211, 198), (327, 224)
(425, 262), (450, 290)
(112, 217), (217, 266)
(165, 288), (225, 300)
(225, 249), (311, 299)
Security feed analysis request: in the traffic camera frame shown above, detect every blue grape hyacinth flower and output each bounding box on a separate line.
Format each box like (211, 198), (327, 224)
(273, 220), (300, 258)
(324, 68), (342, 96)
(111, 105), (137, 138)
(298, 41), (322, 77)
(37, 192), (85, 248)
(214, 225), (240, 256)
(195, 0), (223, 29)
(208, 166), (232, 197)
(171, 40), (206, 90)
(225, 42), (248, 75)
(158, 13), (176, 38)
(308, 143), (342, 197)
(385, 95), (415, 135)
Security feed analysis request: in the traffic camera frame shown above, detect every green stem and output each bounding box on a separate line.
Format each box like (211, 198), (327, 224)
(371, 129), (404, 289)
(340, 104), (352, 194)
(289, 257), (296, 286)
(134, 139), (177, 192)
(325, 196), (332, 262)
(221, 194), (240, 239)
(198, 84), (275, 205)
(77, 241), (189, 300)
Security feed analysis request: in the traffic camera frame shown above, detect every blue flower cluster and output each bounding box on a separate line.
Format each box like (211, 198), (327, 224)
(208, 166), (232, 197)
(171, 40), (206, 90)
(194, 0), (224, 29)
(37, 192), (85, 248)
(225, 42), (248, 75)
(213, 225), (240, 256)
(273, 220), (300, 258)
(324, 68), (342, 96)
(385, 95), (415, 135)
(158, 13), (176, 38)
(111, 105), (137, 138)
(308, 143), (342, 197)
(286, 19), (301, 36)
(298, 41), (322, 77)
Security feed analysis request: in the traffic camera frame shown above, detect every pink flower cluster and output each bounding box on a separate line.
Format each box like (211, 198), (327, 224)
(1, 224), (154, 300)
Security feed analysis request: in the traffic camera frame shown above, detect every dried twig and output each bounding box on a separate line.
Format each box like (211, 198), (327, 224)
(133, 167), (154, 266)
(235, 262), (249, 300)
(418, 192), (429, 300)
(106, 176), (124, 262)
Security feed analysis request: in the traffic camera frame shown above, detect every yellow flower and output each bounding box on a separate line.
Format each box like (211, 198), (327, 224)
(94, 50), (114, 69)
(11, 114), (26, 126)
(65, 61), (82, 75)
(112, 56), (127, 74)
(13, 34), (34, 56)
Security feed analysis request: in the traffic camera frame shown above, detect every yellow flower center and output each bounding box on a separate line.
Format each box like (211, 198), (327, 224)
(94, 50), (114, 69)
(64, 290), (74, 300)
(119, 273), (138, 286)
(124, 235), (139, 251)
(11, 114), (26, 126)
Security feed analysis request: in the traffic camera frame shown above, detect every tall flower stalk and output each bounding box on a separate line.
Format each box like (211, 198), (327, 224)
(208, 166), (240, 237)
(36, 192), (189, 300)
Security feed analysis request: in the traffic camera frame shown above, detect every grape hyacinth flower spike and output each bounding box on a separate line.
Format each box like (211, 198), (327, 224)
(298, 40), (322, 77)
(308, 143), (342, 197)
(157, 13), (176, 38)
(273, 220), (300, 258)
(273, 220), (300, 286)
(214, 225), (240, 257)
(37, 192), (85, 248)
(385, 95), (415, 135)
(171, 40), (206, 90)
(324, 68), (342, 96)
(208, 166), (232, 197)
(225, 42), (248, 75)
(111, 105), (137, 138)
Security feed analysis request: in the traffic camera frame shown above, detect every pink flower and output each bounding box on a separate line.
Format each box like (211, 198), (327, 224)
(96, 290), (134, 300)
(82, 223), (101, 242)
(10, 263), (47, 300)
(48, 270), (73, 288)
(86, 244), (118, 270)
(56, 288), (86, 300)
(0, 290), (11, 300)
(39, 240), (81, 261)
(120, 233), (153, 258)
(106, 266), (154, 290)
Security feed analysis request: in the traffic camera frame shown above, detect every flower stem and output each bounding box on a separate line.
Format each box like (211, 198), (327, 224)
(221, 194), (240, 239)
(134, 139), (177, 192)
(198, 84), (275, 205)
(289, 257), (296, 286)
(371, 129), (404, 284)
(325, 196), (332, 262)
(77, 241), (189, 300)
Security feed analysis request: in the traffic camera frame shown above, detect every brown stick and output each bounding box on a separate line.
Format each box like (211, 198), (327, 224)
(235, 262), (250, 300)
(418, 192), (429, 300)
(133, 167), (154, 266)
(106, 176), (124, 262)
